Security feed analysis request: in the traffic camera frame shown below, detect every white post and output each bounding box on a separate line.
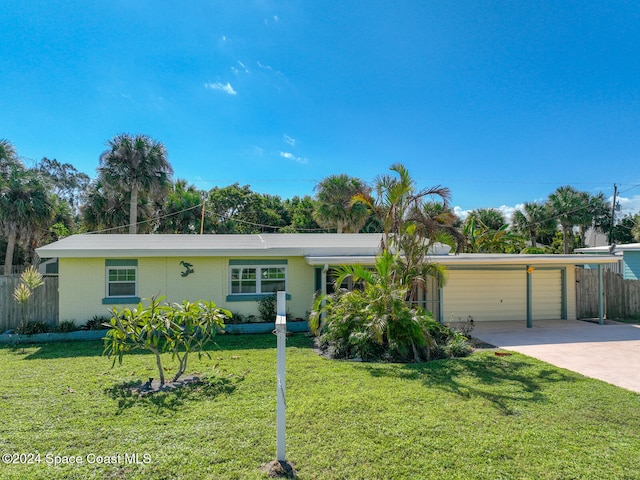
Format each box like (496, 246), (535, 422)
(275, 291), (287, 462)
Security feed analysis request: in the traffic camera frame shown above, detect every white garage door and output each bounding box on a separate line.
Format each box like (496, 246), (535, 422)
(442, 269), (563, 322)
(532, 269), (562, 320)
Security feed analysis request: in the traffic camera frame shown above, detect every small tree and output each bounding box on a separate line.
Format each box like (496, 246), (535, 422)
(103, 296), (229, 385)
(13, 266), (44, 327)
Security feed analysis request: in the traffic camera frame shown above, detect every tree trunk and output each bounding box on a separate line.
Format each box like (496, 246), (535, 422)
(129, 186), (138, 234)
(150, 347), (165, 385)
(4, 230), (17, 275)
(563, 225), (572, 254)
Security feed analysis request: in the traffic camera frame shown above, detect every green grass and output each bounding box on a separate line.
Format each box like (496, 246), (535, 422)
(0, 334), (639, 479)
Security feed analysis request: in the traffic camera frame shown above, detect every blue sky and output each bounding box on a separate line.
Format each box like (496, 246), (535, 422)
(1, 1), (639, 219)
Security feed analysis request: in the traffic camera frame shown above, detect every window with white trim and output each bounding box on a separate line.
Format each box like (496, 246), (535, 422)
(107, 267), (137, 297)
(230, 265), (287, 295)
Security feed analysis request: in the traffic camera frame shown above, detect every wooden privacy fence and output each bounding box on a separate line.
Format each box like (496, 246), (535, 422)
(0, 275), (59, 332)
(576, 268), (640, 319)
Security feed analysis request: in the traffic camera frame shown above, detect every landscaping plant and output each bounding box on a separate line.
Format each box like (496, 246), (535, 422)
(311, 164), (470, 362)
(103, 295), (229, 385)
(12, 265), (45, 328)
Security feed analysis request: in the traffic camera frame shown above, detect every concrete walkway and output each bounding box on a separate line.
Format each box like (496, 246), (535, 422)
(472, 319), (640, 393)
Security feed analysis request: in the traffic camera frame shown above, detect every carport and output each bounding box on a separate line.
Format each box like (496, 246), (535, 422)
(436, 254), (619, 327)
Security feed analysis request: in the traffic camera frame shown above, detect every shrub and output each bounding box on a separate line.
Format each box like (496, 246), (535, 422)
(15, 321), (52, 335)
(83, 315), (110, 330)
(257, 294), (277, 322)
(55, 321), (79, 333)
(223, 311), (244, 324)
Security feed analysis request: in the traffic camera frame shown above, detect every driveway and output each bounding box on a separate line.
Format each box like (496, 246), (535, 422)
(472, 319), (640, 393)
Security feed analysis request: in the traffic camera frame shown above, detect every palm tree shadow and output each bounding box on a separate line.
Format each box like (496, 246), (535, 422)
(104, 374), (243, 414)
(364, 354), (576, 415)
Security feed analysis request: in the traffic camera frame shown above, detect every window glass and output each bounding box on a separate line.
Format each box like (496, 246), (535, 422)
(229, 265), (286, 295)
(260, 267), (286, 293)
(231, 267), (257, 293)
(107, 268), (136, 297)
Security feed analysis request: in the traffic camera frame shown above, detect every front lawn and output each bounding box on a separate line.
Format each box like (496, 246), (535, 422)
(0, 334), (638, 479)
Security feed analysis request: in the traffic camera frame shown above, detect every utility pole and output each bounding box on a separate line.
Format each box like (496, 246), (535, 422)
(200, 198), (206, 235)
(609, 183), (618, 242)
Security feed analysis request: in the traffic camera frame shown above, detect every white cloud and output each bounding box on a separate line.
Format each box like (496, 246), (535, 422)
(280, 151), (307, 164)
(283, 134), (296, 146)
(454, 204), (521, 223)
(617, 194), (640, 216)
(453, 206), (470, 220)
(204, 82), (237, 95)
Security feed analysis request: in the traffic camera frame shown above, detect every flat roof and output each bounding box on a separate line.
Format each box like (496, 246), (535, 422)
(305, 253), (619, 266)
(35, 233), (383, 258)
(36, 234), (619, 266)
(576, 243), (640, 254)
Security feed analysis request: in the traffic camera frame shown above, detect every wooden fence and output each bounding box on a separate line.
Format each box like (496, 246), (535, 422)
(576, 268), (640, 319)
(0, 276), (59, 332)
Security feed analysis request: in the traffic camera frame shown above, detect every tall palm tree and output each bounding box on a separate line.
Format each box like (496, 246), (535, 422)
(313, 174), (371, 233)
(548, 185), (584, 254)
(512, 201), (556, 247)
(99, 134), (173, 234)
(0, 166), (52, 274)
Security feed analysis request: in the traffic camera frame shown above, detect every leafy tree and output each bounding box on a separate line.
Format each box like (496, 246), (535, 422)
(104, 296), (229, 385)
(0, 163), (53, 274)
(281, 195), (321, 232)
(35, 157), (90, 212)
(313, 174), (371, 233)
(98, 134), (173, 234)
(608, 214), (637, 244)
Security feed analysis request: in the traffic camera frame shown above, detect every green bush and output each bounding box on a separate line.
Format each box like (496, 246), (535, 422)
(55, 321), (79, 333)
(15, 321), (52, 335)
(83, 315), (110, 330)
(257, 294), (277, 322)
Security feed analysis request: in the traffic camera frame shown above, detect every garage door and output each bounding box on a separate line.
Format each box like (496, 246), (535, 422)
(442, 269), (563, 322)
(532, 269), (562, 319)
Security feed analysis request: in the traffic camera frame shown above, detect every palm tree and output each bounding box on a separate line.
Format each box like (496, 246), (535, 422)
(313, 174), (371, 233)
(0, 166), (52, 274)
(355, 163), (453, 249)
(354, 163), (456, 301)
(0, 139), (19, 180)
(157, 180), (210, 234)
(81, 179), (156, 233)
(512, 202), (556, 248)
(99, 134), (173, 234)
(548, 186), (584, 254)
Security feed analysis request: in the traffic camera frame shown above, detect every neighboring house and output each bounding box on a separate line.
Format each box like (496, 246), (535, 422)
(36, 234), (617, 327)
(576, 243), (640, 280)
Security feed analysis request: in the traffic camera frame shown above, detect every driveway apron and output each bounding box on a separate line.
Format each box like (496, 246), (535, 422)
(472, 320), (640, 393)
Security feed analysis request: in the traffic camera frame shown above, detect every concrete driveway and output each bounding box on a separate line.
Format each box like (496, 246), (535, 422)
(472, 319), (640, 393)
